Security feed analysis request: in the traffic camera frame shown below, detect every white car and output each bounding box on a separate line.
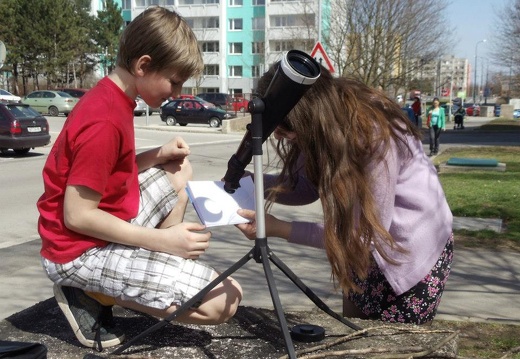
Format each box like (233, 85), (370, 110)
(0, 89), (21, 103)
(134, 96), (159, 116)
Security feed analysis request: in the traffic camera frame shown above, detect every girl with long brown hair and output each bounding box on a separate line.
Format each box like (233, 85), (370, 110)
(236, 64), (453, 325)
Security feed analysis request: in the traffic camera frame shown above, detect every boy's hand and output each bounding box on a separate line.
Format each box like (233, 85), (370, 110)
(159, 136), (191, 162)
(160, 222), (211, 259)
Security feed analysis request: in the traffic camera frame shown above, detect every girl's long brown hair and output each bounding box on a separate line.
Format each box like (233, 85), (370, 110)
(257, 63), (421, 293)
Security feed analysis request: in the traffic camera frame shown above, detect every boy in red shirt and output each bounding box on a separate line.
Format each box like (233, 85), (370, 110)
(37, 7), (242, 351)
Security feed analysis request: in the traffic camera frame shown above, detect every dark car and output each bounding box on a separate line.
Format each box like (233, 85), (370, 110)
(160, 99), (232, 128)
(196, 92), (233, 110)
(56, 88), (89, 98)
(0, 103), (51, 155)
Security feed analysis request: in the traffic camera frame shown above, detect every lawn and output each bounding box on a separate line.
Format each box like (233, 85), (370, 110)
(433, 145), (520, 250)
(428, 137), (520, 358)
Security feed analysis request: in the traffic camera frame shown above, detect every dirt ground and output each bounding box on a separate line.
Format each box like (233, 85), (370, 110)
(431, 320), (520, 359)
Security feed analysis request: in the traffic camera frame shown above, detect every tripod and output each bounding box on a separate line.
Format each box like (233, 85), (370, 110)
(111, 102), (362, 358)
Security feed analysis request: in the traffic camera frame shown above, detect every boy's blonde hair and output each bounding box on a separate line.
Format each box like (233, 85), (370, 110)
(117, 7), (203, 79)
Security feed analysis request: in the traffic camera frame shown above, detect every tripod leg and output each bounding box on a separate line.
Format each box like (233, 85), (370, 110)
(269, 251), (363, 331)
(259, 244), (297, 359)
(111, 249), (254, 355)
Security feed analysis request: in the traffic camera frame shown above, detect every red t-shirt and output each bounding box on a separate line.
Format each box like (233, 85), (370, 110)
(37, 77), (139, 263)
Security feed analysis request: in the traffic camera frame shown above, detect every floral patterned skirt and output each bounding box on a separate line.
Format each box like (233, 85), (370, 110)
(346, 234), (454, 324)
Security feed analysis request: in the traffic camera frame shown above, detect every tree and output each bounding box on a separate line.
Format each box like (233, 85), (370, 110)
(68, 0), (100, 88)
(491, 0), (520, 98)
(93, 0), (124, 76)
(0, 0), (21, 93)
(323, 0), (452, 94)
(0, 0), (90, 93)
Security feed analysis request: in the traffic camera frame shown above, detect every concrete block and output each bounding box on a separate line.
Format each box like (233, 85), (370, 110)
(501, 104), (514, 119)
(480, 106), (494, 117)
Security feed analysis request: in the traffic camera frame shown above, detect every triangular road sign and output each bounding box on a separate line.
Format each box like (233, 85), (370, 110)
(310, 42), (335, 73)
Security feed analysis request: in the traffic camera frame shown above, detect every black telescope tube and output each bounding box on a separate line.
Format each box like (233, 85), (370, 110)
(223, 50), (321, 193)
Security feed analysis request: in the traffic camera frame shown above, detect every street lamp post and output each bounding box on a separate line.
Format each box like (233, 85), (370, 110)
(479, 57), (489, 104)
(473, 39), (486, 103)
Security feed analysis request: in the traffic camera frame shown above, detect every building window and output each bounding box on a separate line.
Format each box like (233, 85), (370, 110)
(187, 17), (219, 29)
(204, 64), (220, 76)
(271, 40), (294, 52)
(229, 18), (243, 31)
(253, 0), (265, 5)
(179, 0), (219, 3)
(271, 15), (292, 27)
(230, 89), (243, 96)
(252, 17), (265, 30)
(201, 41), (219, 53)
(252, 42), (264, 54)
(229, 66), (243, 77)
(270, 14), (313, 27)
(229, 42), (243, 54)
(252, 65), (262, 77)
(136, 0), (175, 6)
(229, 0), (243, 5)
(202, 17), (219, 29)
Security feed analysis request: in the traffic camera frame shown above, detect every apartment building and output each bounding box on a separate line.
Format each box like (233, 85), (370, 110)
(415, 55), (470, 98)
(91, 0), (327, 96)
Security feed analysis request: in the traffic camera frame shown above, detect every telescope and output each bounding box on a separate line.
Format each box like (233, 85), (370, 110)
(223, 50), (321, 193)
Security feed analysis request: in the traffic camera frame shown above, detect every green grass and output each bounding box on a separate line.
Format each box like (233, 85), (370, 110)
(433, 145), (520, 248)
(430, 119), (520, 358)
(432, 321), (520, 359)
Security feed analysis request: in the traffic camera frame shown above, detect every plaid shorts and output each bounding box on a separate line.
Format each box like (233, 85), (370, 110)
(42, 167), (216, 310)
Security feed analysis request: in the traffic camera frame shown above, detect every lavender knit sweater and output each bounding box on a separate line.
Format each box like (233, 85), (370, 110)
(264, 134), (453, 295)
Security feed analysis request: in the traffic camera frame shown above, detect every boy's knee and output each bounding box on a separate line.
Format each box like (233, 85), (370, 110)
(162, 157), (193, 190)
(206, 279), (243, 323)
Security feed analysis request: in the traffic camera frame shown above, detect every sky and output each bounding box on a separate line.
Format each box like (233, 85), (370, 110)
(446, 0), (510, 73)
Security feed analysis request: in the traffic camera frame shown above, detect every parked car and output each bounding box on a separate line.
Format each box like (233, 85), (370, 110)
(22, 90), (78, 116)
(134, 96), (160, 116)
(0, 89), (21, 103)
(160, 98), (232, 128)
(514, 109), (520, 119)
(196, 92), (233, 110)
(178, 94), (203, 100)
(464, 103), (480, 116)
(232, 97), (249, 113)
(0, 103), (51, 155)
(494, 105), (501, 117)
(56, 88), (89, 98)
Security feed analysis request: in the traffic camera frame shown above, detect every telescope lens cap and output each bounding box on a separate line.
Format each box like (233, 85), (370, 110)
(290, 324), (325, 342)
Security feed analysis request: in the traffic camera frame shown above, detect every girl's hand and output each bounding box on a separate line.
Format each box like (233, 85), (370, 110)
(235, 209), (291, 240)
(235, 209), (258, 240)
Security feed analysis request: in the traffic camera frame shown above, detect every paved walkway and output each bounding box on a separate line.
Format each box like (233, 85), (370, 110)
(0, 114), (517, 358)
